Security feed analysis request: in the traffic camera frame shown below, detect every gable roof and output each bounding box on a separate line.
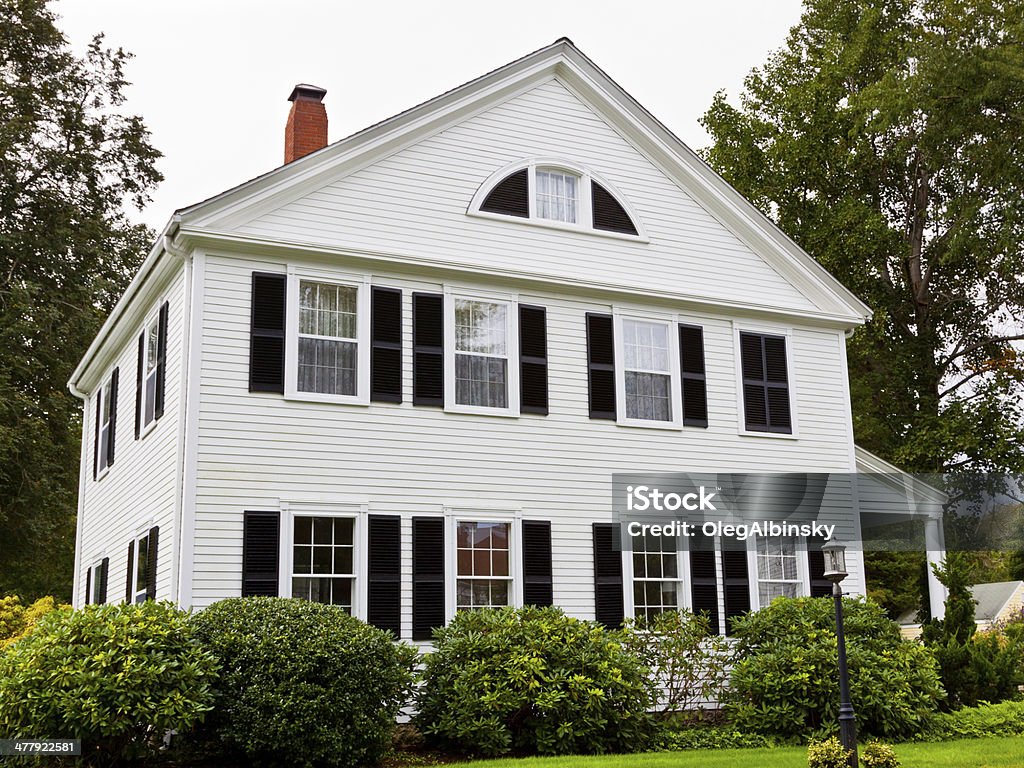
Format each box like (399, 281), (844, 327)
(70, 38), (871, 394)
(898, 580), (1024, 625)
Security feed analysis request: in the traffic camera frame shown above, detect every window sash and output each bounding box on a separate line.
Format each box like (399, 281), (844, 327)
(98, 379), (112, 472)
(291, 515), (357, 612)
(132, 534), (150, 604)
(454, 519), (514, 611)
(535, 169), (578, 223)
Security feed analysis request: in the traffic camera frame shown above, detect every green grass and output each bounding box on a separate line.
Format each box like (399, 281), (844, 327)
(458, 736), (1024, 768)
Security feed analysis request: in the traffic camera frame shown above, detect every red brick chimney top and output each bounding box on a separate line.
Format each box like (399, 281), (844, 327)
(284, 84), (328, 164)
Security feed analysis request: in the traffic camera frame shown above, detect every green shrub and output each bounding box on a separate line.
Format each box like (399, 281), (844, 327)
(806, 735), (851, 768)
(0, 601), (218, 764)
(727, 596), (943, 741)
(621, 609), (733, 712)
(660, 722), (773, 750)
(0, 595), (64, 649)
(416, 605), (657, 757)
(921, 699), (1024, 741)
(189, 597), (416, 768)
(861, 741), (901, 767)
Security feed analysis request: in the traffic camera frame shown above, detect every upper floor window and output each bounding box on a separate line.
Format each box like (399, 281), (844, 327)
(612, 314), (682, 428)
(136, 301), (168, 438)
(95, 370), (117, 477)
(739, 331), (792, 434)
(473, 161), (641, 237)
(284, 272), (370, 404)
(443, 293), (520, 416)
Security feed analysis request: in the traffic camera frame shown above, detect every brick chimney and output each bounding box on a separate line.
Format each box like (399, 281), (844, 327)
(284, 84), (328, 164)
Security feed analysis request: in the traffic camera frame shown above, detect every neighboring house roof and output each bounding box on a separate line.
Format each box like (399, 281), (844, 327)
(68, 37), (872, 395)
(898, 580), (1024, 625)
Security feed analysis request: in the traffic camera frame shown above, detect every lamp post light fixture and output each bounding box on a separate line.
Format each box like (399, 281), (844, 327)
(821, 540), (857, 768)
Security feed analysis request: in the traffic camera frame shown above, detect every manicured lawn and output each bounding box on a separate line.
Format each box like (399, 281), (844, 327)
(460, 736), (1024, 768)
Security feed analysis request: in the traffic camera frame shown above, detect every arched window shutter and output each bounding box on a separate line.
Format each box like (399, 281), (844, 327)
(480, 169), (529, 218)
(591, 181), (638, 235)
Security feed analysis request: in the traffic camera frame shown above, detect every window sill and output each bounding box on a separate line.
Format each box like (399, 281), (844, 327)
(444, 403), (519, 418)
(737, 429), (799, 440)
(615, 417), (683, 431)
(95, 465), (111, 482)
(467, 210), (650, 243)
(284, 392), (370, 407)
(139, 417), (158, 441)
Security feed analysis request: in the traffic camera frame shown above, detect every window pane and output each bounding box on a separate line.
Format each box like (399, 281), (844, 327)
(146, 322), (159, 371)
(491, 549), (508, 577)
(313, 518), (332, 545)
(145, 372), (157, 424)
(298, 338), (357, 396)
(454, 300), (506, 354)
(330, 578), (353, 609)
(294, 546), (312, 574)
(473, 549), (490, 576)
(313, 546), (332, 574)
(299, 281), (357, 339)
(295, 518), (312, 545)
(457, 549), (472, 576)
(623, 320), (670, 372)
(455, 354), (507, 408)
(334, 518), (353, 546)
(333, 546), (352, 574)
(625, 371), (671, 421)
(536, 170), (578, 223)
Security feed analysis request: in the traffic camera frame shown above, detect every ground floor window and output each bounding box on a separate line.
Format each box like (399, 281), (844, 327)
(456, 520), (511, 610)
(755, 536), (801, 605)
(129, 531), (152, 604)
(632, 531), (682, 620)
(291, 515), (355, 611)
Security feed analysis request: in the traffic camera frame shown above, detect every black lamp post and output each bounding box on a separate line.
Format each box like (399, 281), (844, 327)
(822, 540), (857, 768)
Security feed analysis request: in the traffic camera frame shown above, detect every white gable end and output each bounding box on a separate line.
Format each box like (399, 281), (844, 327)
(234, 79), (817, 313)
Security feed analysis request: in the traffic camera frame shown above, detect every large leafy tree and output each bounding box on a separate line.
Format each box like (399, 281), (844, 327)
(0, 0), (161, 599)
(702, 0), (1024, 475)
(700, 0), (1024, 615)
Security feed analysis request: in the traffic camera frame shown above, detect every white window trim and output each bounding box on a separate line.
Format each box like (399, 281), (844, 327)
(748, 536), (809, 612)
(444, 506), (522, 622)
(613, 311), (683, 429)
(622, 534), (690, 620)
(732, 322), (800, 439)
(87, 557), (106, 605)
(128, 528), (152, 605)
(278, 501), (368, 619)
(284, 268), (371, 406)
(95, 375), (113, 479)
(139, 309), (161, 440)
(443, 290), (520, 417)
(467, 158), (649, 242)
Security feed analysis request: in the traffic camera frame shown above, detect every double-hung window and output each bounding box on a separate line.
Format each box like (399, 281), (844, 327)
(535, 168), (578, 223)
(142, 319), (159, 425)
(631, 532), (683, 620)
(615, 316), (681, 427)
(291, 515), (356, 611)
(455, 520), (512, 610)
(286, 272), (370, 403)
(755, 536), (802, 606)
(129, 530), (153, 604)
(97, 377), (114, 475)
(86, 559), (108, 605)
(446, 295), (519, 415)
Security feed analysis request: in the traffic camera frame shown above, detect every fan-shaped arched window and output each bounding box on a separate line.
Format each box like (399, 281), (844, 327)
(472, 161), (643, 238)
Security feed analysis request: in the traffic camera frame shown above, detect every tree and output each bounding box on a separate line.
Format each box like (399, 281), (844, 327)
(701, 0), (1024, 476)
(0, 0), (161, 600)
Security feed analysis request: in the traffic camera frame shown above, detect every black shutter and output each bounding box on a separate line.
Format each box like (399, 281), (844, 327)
(154, 302), (168, 419)
(689, 548), (721, 634)
(146, 526), (159, 601)
(522, 520), (553, 606)
(740, 332), (791, 433)
(125, 540), (134, 602)
(93, 394), (100, 480)
(249, 273), (287, 393)
(135, 333), (144, 439)
(106, 368), (119, 467)
(367, 515), (402, 637)
(586, 313), (616, 420)
(98, 557), (109, 604)
(242, 511), (280, 597)
(519, 305), (548, 415)
(412, 517), (445, 641)
(371, 287), (403, 403)
(591, 181), (638, 235)
(679, 325), (708, 427)
(412, 293), (444, 406)
(480, 169), (529, 218)
(807, 538), (832, 598)
(85, 567), (92, 606)
(722, 548), (750, 635)
(593, 523), (624, 628)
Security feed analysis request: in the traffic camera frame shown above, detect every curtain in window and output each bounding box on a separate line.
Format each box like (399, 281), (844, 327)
(298, 281), (358, 396)
(536, 170), (577, 223)
(455, 299), (508, 408)
(756, 536), (799, 604)
(623, 319), (672, 421)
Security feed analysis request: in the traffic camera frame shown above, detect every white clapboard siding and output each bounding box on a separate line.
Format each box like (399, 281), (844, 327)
(74, 269), (186, 607)
(187, 252), (860, 632)
(236, 79), (817, 314)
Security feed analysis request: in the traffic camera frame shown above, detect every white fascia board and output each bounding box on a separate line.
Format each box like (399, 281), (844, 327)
(180, 226), (865, 331)
(67, 218), (187, 397)
(854, 445), (948, 505)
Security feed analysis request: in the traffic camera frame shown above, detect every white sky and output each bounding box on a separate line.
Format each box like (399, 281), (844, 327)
(56, 0), (804, 232)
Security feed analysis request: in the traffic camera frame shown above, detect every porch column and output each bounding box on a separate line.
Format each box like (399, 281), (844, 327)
(925, 516), (946, 620)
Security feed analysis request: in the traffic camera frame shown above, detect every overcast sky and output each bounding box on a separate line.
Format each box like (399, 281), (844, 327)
(56, 0), (805, 232)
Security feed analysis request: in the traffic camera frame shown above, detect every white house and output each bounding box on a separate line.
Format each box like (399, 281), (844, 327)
(68, 39), (946, 640)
